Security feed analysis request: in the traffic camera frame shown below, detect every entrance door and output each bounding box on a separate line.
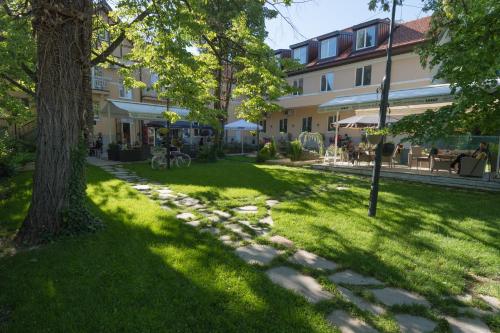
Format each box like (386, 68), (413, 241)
(122, 122), (131, 145)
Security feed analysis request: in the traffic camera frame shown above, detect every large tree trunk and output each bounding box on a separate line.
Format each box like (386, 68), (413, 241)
(15, 0), (95, 245)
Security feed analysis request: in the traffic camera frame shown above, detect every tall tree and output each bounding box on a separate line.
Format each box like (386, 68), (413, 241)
(9, 0), (97, 245)
(118, 0), (292, 144)
(370, 0), (500, 140)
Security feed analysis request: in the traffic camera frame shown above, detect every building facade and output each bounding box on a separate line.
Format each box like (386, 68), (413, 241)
(228, 16), (449, 146)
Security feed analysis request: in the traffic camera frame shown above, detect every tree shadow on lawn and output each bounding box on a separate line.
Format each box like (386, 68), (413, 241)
(0, 171), (332, 333)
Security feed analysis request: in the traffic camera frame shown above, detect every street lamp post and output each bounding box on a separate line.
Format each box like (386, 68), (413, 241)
(368, 0), (398, 217)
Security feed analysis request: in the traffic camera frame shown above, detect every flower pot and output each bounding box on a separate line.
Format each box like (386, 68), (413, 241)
(367, 134), (382, 145)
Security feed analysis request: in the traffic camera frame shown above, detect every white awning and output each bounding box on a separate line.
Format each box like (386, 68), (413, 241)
(337, 115), (401, 126)
(224, 119), (262, 131)
(318, 84), (454, 113)
(106, 99), (189, 121)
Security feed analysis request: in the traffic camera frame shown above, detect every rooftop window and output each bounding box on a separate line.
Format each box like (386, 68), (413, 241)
(320, 37), (337, 59)
(356, 26), (376, 50)
(293, 46), (308, 64)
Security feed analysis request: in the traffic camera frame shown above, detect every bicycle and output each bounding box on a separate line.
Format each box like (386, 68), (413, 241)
(151, 148), (191, 169)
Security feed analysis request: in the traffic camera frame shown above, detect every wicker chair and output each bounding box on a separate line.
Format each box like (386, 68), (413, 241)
(459, 157), (487, 178)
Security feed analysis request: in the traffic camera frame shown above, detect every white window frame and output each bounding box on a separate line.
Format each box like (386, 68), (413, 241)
(355, 65), (372, 87)
(292, 46), (308, 64)
(93, 102), (101, 121)
(301, 116), (312, 132)
(292, 78), (304, 96)
(320, 72), (334, 92)
(119, 83), (133, 99)
(355, 26), (376, 50)
(327, 115), (338, 132)
(320, 37), (337, 59)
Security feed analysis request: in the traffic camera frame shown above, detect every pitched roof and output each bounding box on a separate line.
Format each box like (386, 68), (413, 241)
(288, 16), (431, 74)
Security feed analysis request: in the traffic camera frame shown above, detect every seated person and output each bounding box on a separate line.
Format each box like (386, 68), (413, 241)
(450, 142), (490, 173)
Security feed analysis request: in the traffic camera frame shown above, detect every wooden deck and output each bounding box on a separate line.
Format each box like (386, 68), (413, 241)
(311, 162), (500, 192)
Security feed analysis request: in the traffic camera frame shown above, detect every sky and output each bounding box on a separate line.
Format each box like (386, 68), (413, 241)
(265, 0), (429, 50)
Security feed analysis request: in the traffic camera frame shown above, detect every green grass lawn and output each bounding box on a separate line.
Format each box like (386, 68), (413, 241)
(123, 158), (500, 305)
(0, 167), (332, 332)
(1, 158), (499, 332)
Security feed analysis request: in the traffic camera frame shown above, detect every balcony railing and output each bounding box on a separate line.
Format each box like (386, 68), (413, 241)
(91, 76), (110, 91)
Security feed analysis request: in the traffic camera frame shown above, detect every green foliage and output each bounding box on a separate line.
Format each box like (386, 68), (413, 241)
(197, 144), (218, 162)
(298, 132), (324, 155)
(256, 141), (277, 163)
(62, 140), (101, 235)
(370, 0), (500, 140)
(288, 139), (302, 161)
(162, 111), (181, 124)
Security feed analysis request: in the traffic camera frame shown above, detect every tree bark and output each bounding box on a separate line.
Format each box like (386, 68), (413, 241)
(15, 0), (94, 245)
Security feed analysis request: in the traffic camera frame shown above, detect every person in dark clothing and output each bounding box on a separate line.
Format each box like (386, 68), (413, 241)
(95, 133), (103, 158)
(450, 142), (490, 172)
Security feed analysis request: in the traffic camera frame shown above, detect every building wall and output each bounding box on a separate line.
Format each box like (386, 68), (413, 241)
(227, 52), (436, 145)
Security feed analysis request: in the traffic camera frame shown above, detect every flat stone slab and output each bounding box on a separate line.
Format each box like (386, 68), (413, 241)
(337, 286), (386, 315)
(238, 220), (266, 232)
(200, 227), (220, 235)
(457, 307), (495, 318)
(176, 212), (197, 221)
(132, 184), (151, 191)
(185, 220), (200, 227)
(289, 249), (337, 271)
(395, 314), (437, 333)
(157, 189), (172, 194)
(259, 216), (274, 226)
(224, 224), (253, 240)
(219, 235), (239, 247)
(158, 193), (177, 200)
(234, 205), (258, 213)
(445, 316), (492, 333)
(266, 199), (280, 207)
(371, 288), (430, 308)
(207, 215), (221, 223)
(178, 198), (200, 207)
(269, 235), (294, 248)
(266, 266), (333, 303)
(479, 294), (500, 312)
(329, 270), (383, 286)
(337, 186), (349, 191)
(235, 244), (279, 266)
(326, 310), (378, 333)
(213, 210), (231, 219)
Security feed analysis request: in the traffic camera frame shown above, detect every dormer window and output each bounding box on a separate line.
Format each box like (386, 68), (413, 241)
(320, 37), (337, 59)
(356, 26), (376, 50)
(293, 46), (307, 64)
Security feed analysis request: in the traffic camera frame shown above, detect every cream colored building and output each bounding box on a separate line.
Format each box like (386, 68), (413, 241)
(228, 16), (451, 146)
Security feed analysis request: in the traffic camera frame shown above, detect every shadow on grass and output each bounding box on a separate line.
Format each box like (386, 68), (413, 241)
(0, 167), (332, 332)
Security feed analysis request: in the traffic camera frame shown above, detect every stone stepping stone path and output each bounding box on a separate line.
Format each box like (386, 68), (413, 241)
(395, 314), (437, 333)
(213, 210), (231, 219)
(176, 212), (197, 221)
(185, 220), (201, 228)
(235, 244), (279, 266)
(265, 199), (279, 207)
(96, 164), (496, 333)
(371, 288), (430, 308)
(445, 316), (492, 333)
(224, 223), (253, 241)
(269, 235), (294, 248)
(326, 310), (378, 333)
(329, 270), (383, 286)
(259, 216), (273, 226)
(233, 205), (258, 214)
(289, 249), (337, 271)
(337, 286), (386, 316)
(266, 266), (333, 304)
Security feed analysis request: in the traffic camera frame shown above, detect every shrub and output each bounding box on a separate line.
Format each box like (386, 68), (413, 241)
(198, 144), (217, 162)
(289, 140), (302, 161)
(256, 142), (275, 163)
(298, 132), (325, 155)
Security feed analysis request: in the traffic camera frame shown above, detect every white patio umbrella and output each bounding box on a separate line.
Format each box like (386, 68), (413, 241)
(224, 119), (263, 154)
(336, 115), (401, 127)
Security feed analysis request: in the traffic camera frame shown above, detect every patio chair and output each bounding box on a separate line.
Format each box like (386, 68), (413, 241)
(459, 156), (487, 178)
(430, 155), (452, 173)
(408, 146), (428, 169)
(381, 143), (396, 168)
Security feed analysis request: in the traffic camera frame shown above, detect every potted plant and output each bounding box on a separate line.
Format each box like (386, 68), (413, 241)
(366, 128), (389, 145)
(107, 142), (120, 161)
